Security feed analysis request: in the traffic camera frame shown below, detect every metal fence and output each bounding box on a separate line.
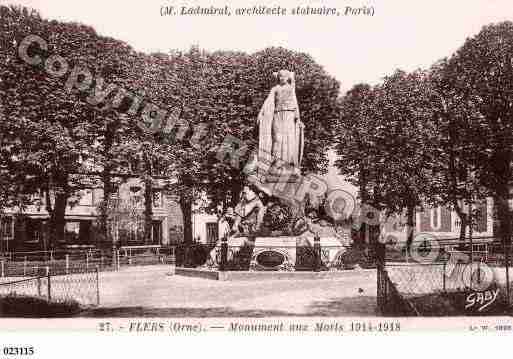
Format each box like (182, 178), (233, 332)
(0, 246), (175, 277)
(377, 264), (419, 316)
(118, 245), (174, 267)
(384, 236), (512, 264)
(386, 262), (463, 294)
(378, 237), (513, 315)
(0, 267), (99, 306)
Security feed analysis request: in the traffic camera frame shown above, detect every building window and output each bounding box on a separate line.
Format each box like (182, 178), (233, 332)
(64, 220), (92, 244)
(1, 217), (13, 240)
(93, 188), (104, 205)
(26, 218), (44, 243)
(79, 189), (94, 206)
(206, 222), (219, 246)
(65, 221), (80, 242)
(129, 190), (143, 206)
(153, 191), (163, 208)
(79, 221), (92, 243)
(126, 223), (143, 243)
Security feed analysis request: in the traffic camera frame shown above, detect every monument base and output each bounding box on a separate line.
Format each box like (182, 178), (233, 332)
(207, 234), (349, 271)
(249, 236), (297, 271)
(173, 267), (373, 281)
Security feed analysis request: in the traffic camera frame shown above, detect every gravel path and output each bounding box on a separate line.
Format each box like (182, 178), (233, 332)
(85, 266), (378, 317)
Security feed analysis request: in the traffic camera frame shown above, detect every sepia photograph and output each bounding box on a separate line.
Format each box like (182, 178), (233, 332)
(0, 0), (512, 346)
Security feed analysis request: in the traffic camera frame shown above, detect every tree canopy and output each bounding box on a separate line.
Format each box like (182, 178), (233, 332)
(335, 21), (513, 246)
(1, 5), (341, 245)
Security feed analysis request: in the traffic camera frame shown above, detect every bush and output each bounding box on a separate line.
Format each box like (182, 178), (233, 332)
(0, 294), (81, 317)
(340, 247), (375, 268)
(227, 244), (254, 270)
(174, 244), (211, 267)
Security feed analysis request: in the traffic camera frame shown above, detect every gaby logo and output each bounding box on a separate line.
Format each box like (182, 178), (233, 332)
(465, 288), (500, 312)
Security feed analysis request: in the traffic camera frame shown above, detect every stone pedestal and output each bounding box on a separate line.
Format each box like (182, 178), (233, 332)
(208, 233), (349, 271)
(249, 236), (297, 271)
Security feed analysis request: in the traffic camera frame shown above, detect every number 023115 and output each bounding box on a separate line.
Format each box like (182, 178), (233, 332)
(3, 347), (35, 356)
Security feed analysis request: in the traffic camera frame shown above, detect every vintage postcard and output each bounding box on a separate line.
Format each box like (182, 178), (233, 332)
(1, 0), (513, 349)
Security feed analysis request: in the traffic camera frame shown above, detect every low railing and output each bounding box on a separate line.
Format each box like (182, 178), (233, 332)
(118, 245), (174, 267)
(0, 266), (100, 306)
(384, 236), (512, 264)
(1, 251), (111, 277)
(0, 245), (175, 277)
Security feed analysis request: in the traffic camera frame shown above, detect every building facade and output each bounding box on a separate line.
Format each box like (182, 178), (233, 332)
(382, 199), (495, 243)
(0, 178), (184, 252)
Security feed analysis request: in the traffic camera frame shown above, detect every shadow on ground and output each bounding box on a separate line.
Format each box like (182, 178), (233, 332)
(79, 295), (378, 317)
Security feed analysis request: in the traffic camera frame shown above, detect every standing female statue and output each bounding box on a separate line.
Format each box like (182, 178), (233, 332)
(257, 70), (304, 175)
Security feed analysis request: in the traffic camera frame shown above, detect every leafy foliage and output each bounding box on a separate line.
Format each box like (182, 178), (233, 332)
(335, 22), (513, 246)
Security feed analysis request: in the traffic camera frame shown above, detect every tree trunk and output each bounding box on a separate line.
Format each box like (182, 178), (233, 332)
(142, 147), (154, 245)
(45, 177), (69, 250)
(50, 191), (68, 249)
(406, 201), (416, 257)
(100, 121), (116, 249)
(100, 170), (112, 247)
(358, 170), (369, 249)
(453, 205), (468, 250)
(180, 196), (193, 245)
(496, 184), (512, 246)
(143, 174), (153, 245)
(179, 194), (193, 268)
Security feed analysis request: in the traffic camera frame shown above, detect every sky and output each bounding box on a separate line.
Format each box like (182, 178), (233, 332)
(5, 0), (513, 93)
(3, 0), (513, 191)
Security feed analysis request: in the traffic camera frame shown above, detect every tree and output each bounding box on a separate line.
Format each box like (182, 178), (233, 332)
(336, 70), (441, 251)
(127, 50), (196, 245)
(85, 38), (142, 248)
(0, 7), (46, 213)
(334, 83), (375, 245)
(0, 6), (138, 247)
(130, 46), (342, 245)
(442, 22), (513, 247)
(2, 8), (343, 252)
(428, 58), (487, 245)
